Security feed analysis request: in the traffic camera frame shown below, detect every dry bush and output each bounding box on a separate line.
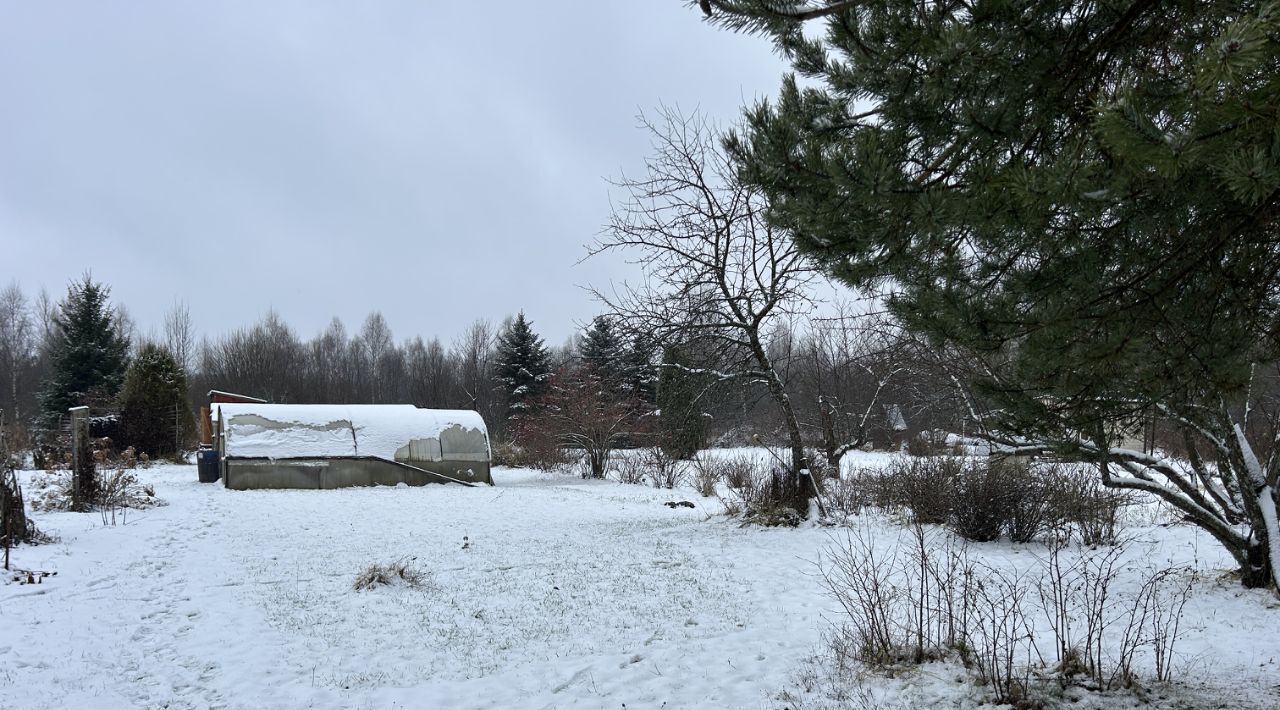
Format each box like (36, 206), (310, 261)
(894, 456), (960, 524)
(855, 457), (1129, 546)
(29, 468), (163, 522)
(612, 450), (647, 485)
(97, 468), (164, 525)
(353, 559), (431, 591)
(822, 526), (1193, 705)
(906, 431), (950, 457)
(1005, 464), (1053, 544)
(497, 429), (572, 471)
(707, 454), (810, 525)
(739, 472), (812, 526)
(644, 447), (684, 489)
(489, 441), (520, 468)
(949, 459), (1029, 542)
(843, 466), (901, 512)
(688, 456), (720, 498)
(1043, 464), (1132, 546)
(717, 455), (759, 492)
(821, 476), (867, 518)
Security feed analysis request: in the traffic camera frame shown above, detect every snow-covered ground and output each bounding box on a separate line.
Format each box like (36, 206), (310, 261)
(3, 452), (1280, 709)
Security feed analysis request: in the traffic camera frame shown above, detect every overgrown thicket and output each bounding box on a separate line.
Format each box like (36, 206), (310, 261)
(819, 525), (1192, 706)
(837, 457), (1130, 546)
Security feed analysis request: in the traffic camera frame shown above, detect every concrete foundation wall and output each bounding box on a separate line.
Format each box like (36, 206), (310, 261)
(222, 456), (491, 490)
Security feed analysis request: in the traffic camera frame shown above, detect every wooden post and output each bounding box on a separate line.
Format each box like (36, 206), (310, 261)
(199, 406), (211, 446)
(69, 406), (90, 510)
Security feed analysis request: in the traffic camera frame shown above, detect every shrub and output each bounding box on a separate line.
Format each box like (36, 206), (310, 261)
(821, 526), (1192, 705)
(689, 455), (720, 497)
(495, 427), (572, 471)
(1047, 464), (1131, 546)
(895, 456), (959, 524)
(644, 447), (684, 489)
(949, 459), (1023, 542)
(96, 468), (164, 525)
(353, 559), (431, 591)
(29, 467), (163, 520)
(906, 431), (950, 457)
(707, 454), (809, 525)
(612, 450), (647, 485)
(820, 475), (867, 518)
(489, 441), (520, 468)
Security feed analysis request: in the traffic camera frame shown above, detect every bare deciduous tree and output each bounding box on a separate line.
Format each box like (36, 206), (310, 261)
(0, 282), (34, 428)
(163, 300), (195, 374)
(591, 108), (817, 483)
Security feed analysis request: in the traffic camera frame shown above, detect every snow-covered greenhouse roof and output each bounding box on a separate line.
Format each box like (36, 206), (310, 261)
(217, 404), (489, 461)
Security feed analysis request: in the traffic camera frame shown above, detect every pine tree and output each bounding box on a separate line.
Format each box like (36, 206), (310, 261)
(494, 312), (551, 418)
(39, 276), (130, 423)
(703, 2), (1280, 586)
(119, 343), (195, 458)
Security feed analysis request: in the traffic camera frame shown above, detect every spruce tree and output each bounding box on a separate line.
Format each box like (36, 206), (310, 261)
(702, 2), (1280, 586)
(656, 343), (706, 459)
(119, 343), (195, 458)
(622, 332), (658, 406)
(494, 312), (551, 417)
(39, 276), (130, 423)
(579, 316), (625, 387)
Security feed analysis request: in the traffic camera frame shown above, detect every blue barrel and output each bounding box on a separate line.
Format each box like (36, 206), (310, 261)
(197, 448), (220, 483)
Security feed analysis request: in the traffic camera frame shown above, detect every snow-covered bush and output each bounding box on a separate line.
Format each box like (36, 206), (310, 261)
(353, 559), (431, 591)
(29, 467), (162, 520)
(713, 456), (812, 527)
(96, 468), (164, 525)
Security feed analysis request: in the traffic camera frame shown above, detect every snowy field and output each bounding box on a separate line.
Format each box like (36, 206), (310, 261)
(4, 451), (1280, 709)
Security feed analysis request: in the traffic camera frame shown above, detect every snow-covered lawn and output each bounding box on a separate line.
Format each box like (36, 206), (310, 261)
(3, 452), (1280, 709)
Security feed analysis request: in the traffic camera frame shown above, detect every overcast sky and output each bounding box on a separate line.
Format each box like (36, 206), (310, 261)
(0, 1), (787, 346)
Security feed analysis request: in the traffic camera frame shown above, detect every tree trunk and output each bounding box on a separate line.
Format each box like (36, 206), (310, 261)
(749, 334), (811, 514)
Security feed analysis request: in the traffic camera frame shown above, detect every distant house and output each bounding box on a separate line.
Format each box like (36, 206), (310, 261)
(213, 403), (491, 490)
(884, 403), (909, 451)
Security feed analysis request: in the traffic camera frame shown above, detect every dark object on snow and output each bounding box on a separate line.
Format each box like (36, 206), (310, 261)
(197, 448), (220, 483)
(664, 500), (696, 509)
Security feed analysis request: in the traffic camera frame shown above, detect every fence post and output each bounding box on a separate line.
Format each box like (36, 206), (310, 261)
(69, 406), (90, 509)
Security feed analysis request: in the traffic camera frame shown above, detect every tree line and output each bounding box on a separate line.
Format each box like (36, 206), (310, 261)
(0, 273), (964, 467)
